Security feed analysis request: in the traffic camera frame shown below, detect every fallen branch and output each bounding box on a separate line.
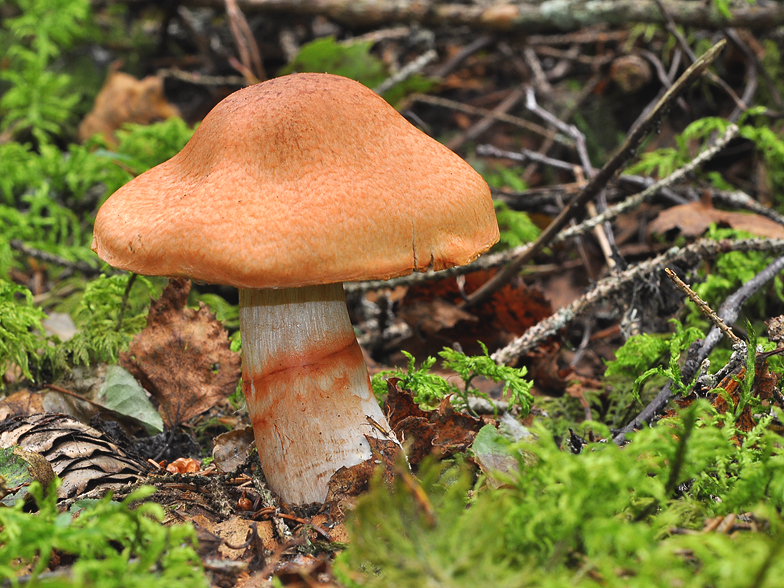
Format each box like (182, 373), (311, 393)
(109, 0), (784, 33)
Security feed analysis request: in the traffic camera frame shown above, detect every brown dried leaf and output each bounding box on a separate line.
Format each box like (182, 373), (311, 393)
(384, 379), (485, 465)
(322, 436), (401, 518)
(78, 70), (180, 145)
(120, 278), (241, 427)
(213, 426), (256, 473)
(649, 200), (784, 239)
(323, 458), (376, 519)
(400, 269), (551, 356)
(398, 298), (478, 337)
(0, 389), (43, 420)
(191, 513), (277, 561)
(430, 396), (484, 453)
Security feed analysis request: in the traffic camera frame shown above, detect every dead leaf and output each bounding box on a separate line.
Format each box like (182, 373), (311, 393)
(120, 278), (241, 428)
(78, 69), (180, 145)
(384, 379), (485, 465)
(0, 389), (44, 420)
(323, 458), (376, 519)
(191, 514), (277, 561)
(649, 199), (784, 239)
(320, 435), (401, 520)
(398, 298), (478, 337)
(400, 269), (551, 357)
(213, 426), (256, 473)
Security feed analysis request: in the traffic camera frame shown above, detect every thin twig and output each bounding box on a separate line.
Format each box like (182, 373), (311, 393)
(711, 190), (784, 227)
(460, 40), (727, 310)
(44, 384), (105, 410)
(724, 28), (783, 109)
(9, 240), (102, 276)
(158, 68), (247, 87)
(404, 93), (572, 146)
(433, 34), (494, 79)
(116, 273), (138, 332)
(664, 268), (740, 344)
(555, 124), (739, 242)
(373, 49), (438, 95)
(653, 0), (745, 113)
(477, 144), (577, 172)
(225, 0), (265, 82)
(445, 85), (527, 152)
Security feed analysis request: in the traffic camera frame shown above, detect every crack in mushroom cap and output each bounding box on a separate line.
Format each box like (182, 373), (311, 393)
(92, 73), (499, 288)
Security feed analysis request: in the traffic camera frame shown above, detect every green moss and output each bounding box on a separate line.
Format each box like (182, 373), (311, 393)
(338, 402), (784, 587)
(0, 482), (208, 587)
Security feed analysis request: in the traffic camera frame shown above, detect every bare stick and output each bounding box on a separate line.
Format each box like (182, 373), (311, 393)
(446, 85), (526, 151)
(476, 144), (577, 172)
(158, 68), (246, 87)
(9, 240), (102, 276)
(653, 0), (746, 113)
(405, 93), (569, 145)
(348, 121), (735, 297)
(664, 268), (740, 344)
(120, 0), (784, 33)
(374, 49), (438, 95)
(433, 34), (494, 79)
(712, 190), (784, 227)
(555, 124), (739, 242)
(225, 0), (265, 82)
(460, 39), (727, 310)
(724, 28), (783, 110)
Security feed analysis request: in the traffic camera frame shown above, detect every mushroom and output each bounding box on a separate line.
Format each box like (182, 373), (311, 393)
(92, 73), (499, 505)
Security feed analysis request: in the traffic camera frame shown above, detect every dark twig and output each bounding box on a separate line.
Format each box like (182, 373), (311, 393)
(433, 34), (494, 78)
(459, 40), (727, 310)
(477, 144), (577, 172)
(405, 94), (568, 145)
(729, 56), (757, 123)
(664, 268), (741, 344)
(158, 68), (247, 87)
(724, 28), (783, 109)
(446, 85), (526, 152)
(116, 273), (138, 332)
(653, 0), (745, 113)
(374, 49), (438, 95)
(711, 190), (784, 227)
(225, 0), (266, 82)
(9, 240), (101, 276)
(613, 251), (784, 444)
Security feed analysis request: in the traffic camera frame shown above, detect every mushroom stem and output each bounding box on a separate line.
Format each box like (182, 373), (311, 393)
(239, 283), (398, 505)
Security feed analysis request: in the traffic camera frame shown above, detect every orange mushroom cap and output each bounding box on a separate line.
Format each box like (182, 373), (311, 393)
(92, 73), (499, 288)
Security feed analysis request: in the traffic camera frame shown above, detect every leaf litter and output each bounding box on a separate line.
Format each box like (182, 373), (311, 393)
(120, 278), (241, 428)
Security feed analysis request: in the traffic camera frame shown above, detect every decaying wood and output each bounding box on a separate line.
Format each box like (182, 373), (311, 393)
(107, 0), (784, 33)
